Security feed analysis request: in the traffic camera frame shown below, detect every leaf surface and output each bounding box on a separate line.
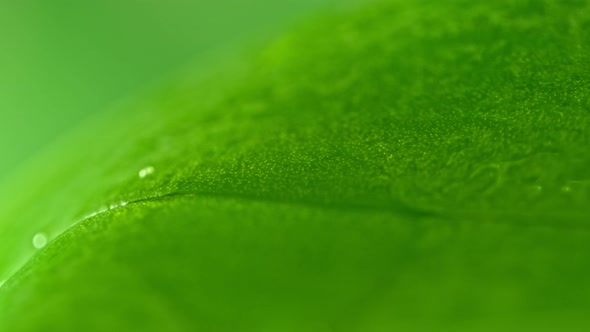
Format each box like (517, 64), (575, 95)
(1, 0), (590, 330)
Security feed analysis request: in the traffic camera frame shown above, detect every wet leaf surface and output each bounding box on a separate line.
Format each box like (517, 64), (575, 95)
(1, 1), (590, 330)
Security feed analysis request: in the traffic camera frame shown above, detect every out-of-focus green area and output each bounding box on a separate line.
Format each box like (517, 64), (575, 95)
(0, 0), (354, 183)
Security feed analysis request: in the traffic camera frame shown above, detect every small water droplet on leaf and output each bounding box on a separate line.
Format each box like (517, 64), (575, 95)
(32, 233), (48, 249)
(138, 166), (155, 178)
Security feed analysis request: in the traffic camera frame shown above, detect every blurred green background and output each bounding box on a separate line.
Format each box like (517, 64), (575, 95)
(0, 0), (358, 184)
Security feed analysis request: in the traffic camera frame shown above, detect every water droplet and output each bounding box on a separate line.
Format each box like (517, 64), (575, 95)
(561, 185), (572, 193)
(139, 166), (155, 178)
(120, 201), (128, 207)
(109, 203), (119, 210)
(32, 233), (48, 249)
(532, 185), (543, 192)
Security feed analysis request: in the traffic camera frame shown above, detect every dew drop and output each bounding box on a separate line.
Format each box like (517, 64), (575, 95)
(120, 201), (128, 207)
(109, 203), (119, 210)
(139, 166), (155, 178)
(32, 233), (48, 249)
(561, 185), (572, 193)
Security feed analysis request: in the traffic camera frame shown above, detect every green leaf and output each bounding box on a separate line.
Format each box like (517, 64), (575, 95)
(1, 0), (590, 330)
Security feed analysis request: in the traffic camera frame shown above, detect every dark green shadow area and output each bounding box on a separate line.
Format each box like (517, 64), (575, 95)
(2, 195), (590, 331)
